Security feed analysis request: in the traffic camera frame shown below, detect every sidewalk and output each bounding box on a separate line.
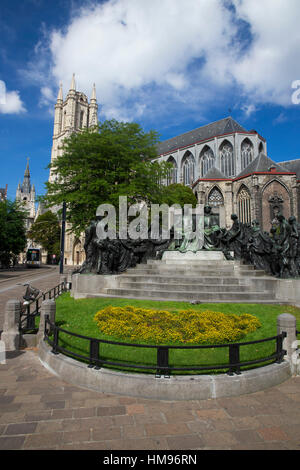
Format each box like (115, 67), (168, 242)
(0, 348), (300, 450)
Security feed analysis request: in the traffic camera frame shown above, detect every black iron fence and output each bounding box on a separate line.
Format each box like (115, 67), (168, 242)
(44, 317), (287, 376)
(19, 282), (69, 333)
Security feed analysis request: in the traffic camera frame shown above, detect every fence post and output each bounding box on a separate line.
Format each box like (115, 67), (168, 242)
(1, 300), (21, 351)
(37, 299), (56, 344)
(277, 313), (297, 374)
(60, 275), (67, 291)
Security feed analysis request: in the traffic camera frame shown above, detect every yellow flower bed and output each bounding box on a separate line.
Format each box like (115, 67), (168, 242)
(94, 306), (261, 345)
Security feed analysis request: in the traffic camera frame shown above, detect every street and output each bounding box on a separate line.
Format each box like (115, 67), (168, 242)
(0, 265), (71, 333)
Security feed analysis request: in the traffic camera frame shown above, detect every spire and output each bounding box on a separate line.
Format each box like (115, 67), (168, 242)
(22, 158), (31, 193)
(24, 157), (30, 177)
(91, 83), (97, 102)
(70, 73), (76, 92)
(57, 82), (63, 102)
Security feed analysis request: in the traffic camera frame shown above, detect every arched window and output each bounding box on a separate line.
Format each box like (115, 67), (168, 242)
(79, 111), (84, 129)
(220, 141), (234, 177)
(200, 146), (215, 177)
(182, 152), (195, 185)
(238, 187), (251, 224)
(208, 187), (224, 207)
(241, 139), (253, 171)
(258, 141), (264, 153)
(166, 157), (177, 185)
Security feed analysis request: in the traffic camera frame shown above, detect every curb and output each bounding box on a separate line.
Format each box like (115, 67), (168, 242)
(38, 341), (292, 401)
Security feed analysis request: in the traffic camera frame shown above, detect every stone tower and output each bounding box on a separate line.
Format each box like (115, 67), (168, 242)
(49, 75), (98, 266)
(49, 74), (98, 182)
(16, 158), (36, 230)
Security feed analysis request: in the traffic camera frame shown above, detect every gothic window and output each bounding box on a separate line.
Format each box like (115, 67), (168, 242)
(238, 187), (251, 224)
(220, 141), (234, 177)
(241, 139), (253, 171)
(200, 146), (215, 177)
(166, 157), (177, 185)
(259, 141), (264, 153)
(208, 187), (224, 207)
(79, 111), (84, 129)
(182, 152), (195, 185)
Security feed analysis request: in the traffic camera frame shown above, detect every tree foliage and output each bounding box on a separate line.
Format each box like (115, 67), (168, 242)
(159, 183), (198, 208)
(0, 200), (27, 267)
(45, 120), (171, 235)
(27, 211), (61, 258)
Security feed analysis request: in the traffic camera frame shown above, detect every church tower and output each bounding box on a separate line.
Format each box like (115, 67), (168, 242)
(49, 74), (98, 182)
(16, 158), (36, 230)
(49, 75), (98, 266)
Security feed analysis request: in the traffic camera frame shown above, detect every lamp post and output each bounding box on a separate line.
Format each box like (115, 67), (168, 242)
(59, 202), (66, 275)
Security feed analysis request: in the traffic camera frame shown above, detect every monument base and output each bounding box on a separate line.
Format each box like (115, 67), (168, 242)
(162, 250), (230, 261)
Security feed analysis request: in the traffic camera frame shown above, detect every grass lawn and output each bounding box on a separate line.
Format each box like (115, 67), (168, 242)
(51, 293), (300, 375)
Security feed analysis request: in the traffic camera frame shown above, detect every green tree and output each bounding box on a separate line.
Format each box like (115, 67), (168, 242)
(27, 211), (61, 261)
(0, 200), (27, 267)
(159, 183), (198, 207)
(45, 120), (170, 235)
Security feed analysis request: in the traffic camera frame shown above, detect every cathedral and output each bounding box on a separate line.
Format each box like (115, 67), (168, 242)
(45, 78), (299, 266)
(156, 117), (299, 232)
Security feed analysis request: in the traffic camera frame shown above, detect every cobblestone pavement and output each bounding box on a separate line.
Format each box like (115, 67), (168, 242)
(0, 349), (300, 450)
(1, 267), (300, 451)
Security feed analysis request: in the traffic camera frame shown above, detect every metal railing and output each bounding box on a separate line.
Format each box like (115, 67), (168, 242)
(44, 317), (287, 376)
(19, 282), (69, 333)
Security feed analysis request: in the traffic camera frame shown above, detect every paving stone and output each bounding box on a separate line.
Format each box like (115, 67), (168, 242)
(107, 437), (169, 450)
(92, 426), (122, 441)
(145, 422), (190, 437)
(166, 434), (205, 450)
(72, 407), (97, 418)
(202, 431), (239, 448)
(126, 404), (145, 415)
(122, 424), (146, 439)
(96, 406), (126, 416)
(0, 436), (25, 450)
(257, 426), (290, 442)
(63, 429), (91, 443)
(5, 422), (37, 435)
(23, 431), (64, 449)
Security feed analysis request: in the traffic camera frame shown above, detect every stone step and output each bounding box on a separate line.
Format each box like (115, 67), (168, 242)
(104, 288), (272, 302)
(118, 281), (264, 293)
(146, 259), (244, 267)
(126, 267), (266, 277)
(120, 275), (243, 285)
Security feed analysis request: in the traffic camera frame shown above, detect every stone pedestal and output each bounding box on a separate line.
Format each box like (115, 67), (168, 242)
(1, 300), (21, 351)
(162, 250), (227, 261)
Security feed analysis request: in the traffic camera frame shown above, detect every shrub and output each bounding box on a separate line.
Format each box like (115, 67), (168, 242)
(94, 306), (261, 345)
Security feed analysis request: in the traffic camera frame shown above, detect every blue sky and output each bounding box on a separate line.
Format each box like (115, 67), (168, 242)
(1, 0), (300, 201)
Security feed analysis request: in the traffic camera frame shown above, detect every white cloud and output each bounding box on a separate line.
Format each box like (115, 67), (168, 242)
(28, 0), (300, 122)
(230, 0), (300, 105)
(0, 81), (26, 114)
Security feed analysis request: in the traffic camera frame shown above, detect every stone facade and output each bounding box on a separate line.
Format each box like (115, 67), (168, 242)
(49, 75), (98, 266)
(156, 117), (299, 232)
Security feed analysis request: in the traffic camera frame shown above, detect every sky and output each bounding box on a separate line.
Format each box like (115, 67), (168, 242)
(1, 0), (300, 201)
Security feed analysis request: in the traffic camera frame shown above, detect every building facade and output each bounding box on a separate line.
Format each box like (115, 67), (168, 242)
(156, 117), (299, 231)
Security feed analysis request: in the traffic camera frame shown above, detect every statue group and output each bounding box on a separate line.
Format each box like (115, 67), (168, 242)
(77, 206), (300, 279)
(77, 218), (170, 275)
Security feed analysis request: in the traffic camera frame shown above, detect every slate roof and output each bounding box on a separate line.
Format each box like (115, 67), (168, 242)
(201, 166), (227, 179)
(278, 159), (300, 178)
(237, 153), (289, 178)
(157, 117), (248, 155)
